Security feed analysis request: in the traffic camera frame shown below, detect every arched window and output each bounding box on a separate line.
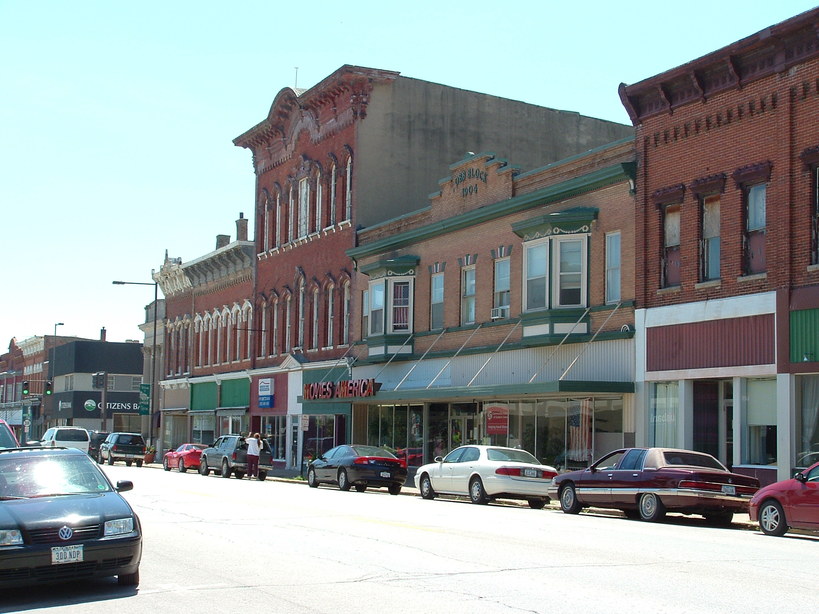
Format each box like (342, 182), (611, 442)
(298, 177), (309, 238)
(298, 279), (306, 349)
(326, 284), (335, 348)
(285, 295), (292, 352)
(311, 287), (320, 350)
(342, 281), (351, 345)
(259, 303), (267, 358)
(344, 154), (353, 220)
(314, 169), (322, 233)
(262, 193), (271, 252)
(329, 161), (338, 226)
(275, 189), (282, 247)
(288, 183), (295, 242)
(243, 302), (253, 361)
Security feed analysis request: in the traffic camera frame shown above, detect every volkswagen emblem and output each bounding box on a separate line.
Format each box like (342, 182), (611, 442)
(58, 526), (74, 541)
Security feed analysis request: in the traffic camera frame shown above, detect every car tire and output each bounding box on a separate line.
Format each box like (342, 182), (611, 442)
(107, 454), (114, 466)
(388, 483), (402, 496)
(354, 484), (367, 492)
(338, 468), (351, 491)
(118, 568), (140, 587)
(257, 471), (266, 481)
(704, 512), (733, 526)
(559, 483), (582, 514)
(199, 460), (209, 476)
(527, 498), (547, 509)
(221, 459), (231, 478)
(136, 460), (143, 468)
(638, 492), (666, 522)
(469, 477), (488, 504)
(126, 461), (132, 467)
(759, 499), (788, 536)
(177, 459), (186, 473)
(97, 453), (104, 465)
(307, 467), (319, 488)
(234, 471), (245, 479)
(419, 473), (436, 500)
(163, 458), (171, 471)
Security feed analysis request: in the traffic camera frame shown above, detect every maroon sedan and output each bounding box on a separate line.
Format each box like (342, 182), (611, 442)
(749, 461), (819, 536)
(548, 447), (759, 525)
(163, 443), (207, 473)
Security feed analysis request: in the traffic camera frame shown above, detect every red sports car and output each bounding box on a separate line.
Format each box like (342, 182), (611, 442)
(749, 461), (819, 536)
(163, 443), (207, 473)
(548, 447), (759, 525)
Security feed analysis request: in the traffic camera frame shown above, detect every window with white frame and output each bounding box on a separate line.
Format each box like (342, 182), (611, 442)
(663, 205), (681, 287)
(430, 273), (444, 329)
(314, 171), (322, 233)
(311, 289), (320, 350)
(298, 178), (310, 238)
(369, 278), (413, 335)
(362, 289), (370, 338)
(288, 185), (295, 242)
(701, 196), (720, 281)
(745, 183), (766, 275)
(326, 286), (335, 348)
(285, 296), (292, 352)
(524, 241), (548, 311)
(555, 238), (585, 307)
(523, 235), (589, 311)
(461, 266), (476, 325)
(329, 163), (337, 227)
(493, 258), (510, 314)
(342, 282), (350, 345)
(263, 197), (270, 252)
(344, 156), (353, 220)
(369, 284), (384, 335)
(275, 192), (282, 247)
(392, 280), (411, 332)
(297, 281), (305, 348)
(271, 300), (279, 356)
(605, 232), (621, 303)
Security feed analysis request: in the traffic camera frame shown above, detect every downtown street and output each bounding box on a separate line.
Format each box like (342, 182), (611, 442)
(2, 464), (817, 614)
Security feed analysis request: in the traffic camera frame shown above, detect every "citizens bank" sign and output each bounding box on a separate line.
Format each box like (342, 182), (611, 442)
(303, 378), (379, 401)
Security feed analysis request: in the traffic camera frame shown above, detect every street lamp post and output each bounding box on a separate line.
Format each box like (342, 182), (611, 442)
(112, 279), (159, 447)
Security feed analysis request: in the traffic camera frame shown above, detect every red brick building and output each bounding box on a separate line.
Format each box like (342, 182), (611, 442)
(620, 7), (819, 482)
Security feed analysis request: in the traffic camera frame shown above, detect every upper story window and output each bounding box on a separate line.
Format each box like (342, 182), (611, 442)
(344, 155), (353, 221)
(745, 183), (766, 275)
(263, 195), (270, 252)
(369, 285), (383, 335)
(288, 185), (295, 242)
(298, 178), (310, 239)
(461, 266), (476, 325)
(326, 285), (335, 348)
(605, 232), (621, 303)
(525, 242), (548, 311)
(430, 273), (444, 330)
(329, 163), (338, 227)
(701, 195), (721, 281)
(368, 277), (414, 336)
(311, 288), (320, 351)
(362, 289), (370, 338)
(342, 282), (350, 345)
(493, 258), (510, 315)
(314, 171), (322, 234)
(554, 237), (585, 307)
(663, 205), (681, 287)
(523, 235), (588, 311)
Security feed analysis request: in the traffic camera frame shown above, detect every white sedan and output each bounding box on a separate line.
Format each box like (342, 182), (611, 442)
(414, 445), (557, 508)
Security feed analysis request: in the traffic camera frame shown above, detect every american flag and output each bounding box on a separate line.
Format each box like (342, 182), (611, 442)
(567, 400), (592, 462)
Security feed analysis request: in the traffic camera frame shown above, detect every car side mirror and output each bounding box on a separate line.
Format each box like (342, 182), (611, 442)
(795, 471), (808, 483)
(435, 456), (443, 463)
(116, 480), (134, 493)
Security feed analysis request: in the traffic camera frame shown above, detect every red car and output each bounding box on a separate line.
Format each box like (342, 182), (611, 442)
(548, 447), (759, 525)
(749, 461), (819, 536)
(163, 443), (207, 473)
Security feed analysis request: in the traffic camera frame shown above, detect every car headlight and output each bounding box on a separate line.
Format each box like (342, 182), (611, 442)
(0, 529), (23, 546)
(104, 517), (135, 536)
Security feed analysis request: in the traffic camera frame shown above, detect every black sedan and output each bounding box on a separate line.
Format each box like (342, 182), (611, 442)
(0, 447), (142, 588)
(307, 445), (407, 495)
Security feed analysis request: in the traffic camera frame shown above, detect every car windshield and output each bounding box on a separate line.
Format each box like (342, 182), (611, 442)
(0, 427), (17, 449)
(487, 448), (540, 464)
(350, 445), (397, 458)
(662, 451), (725, 470)
(117, 435), (144, 445)
(0, 454), (112, 499)
(57, 429), (88, 441)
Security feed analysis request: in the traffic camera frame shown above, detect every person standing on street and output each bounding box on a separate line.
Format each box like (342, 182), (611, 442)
(246, 432), (261, 479)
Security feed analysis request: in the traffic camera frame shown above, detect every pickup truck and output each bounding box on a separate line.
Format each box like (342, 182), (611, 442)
(198, 434), (273, 480)
(99, 432), (147, 467)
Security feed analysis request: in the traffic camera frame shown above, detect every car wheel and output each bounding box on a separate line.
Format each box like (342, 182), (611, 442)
(177, 459), (186, 473)
(107, 454), (114, 466)
(469, 477), (488, 504)
(221, 459), (231, 478)
(388, 483), (402, 496)
(759, 500), (788, 536)
(338, 468), (351, 491)
(527, 498), (547, 509)
(199, 460), (209, 476)
(638, 492), (666, 522)
(307, 467), (319, 488)
(419, 473), (436, 500)
(118, 568), (140, 587)
(704, 512), (733, 526)
(136, 460), (143, 468)
(355, 484), (367, 492)
(163, 458), (171, 471)
(257, 471), (266, 481)
(559, 483), (582, 514)
(126, 461), (132, 467)
(97, 453), (104, 464)
(234, 471), (245, 479)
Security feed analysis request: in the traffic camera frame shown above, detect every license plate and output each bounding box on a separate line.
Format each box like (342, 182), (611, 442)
(52, 544), (83, 565)
(721, 484), (736, 496)
(380, 471), (391, 478)
(524, 468), (538, 478)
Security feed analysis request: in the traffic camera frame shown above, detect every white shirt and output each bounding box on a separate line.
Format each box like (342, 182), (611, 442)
(246, 437), (261, 456)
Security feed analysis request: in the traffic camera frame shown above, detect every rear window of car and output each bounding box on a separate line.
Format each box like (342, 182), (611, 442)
(57, 429), (89, 442)
(487, 448), (539, 464)
(662, 451), (724, 470)
(117, 434), (145, 445)
(349, 445), (397, 458)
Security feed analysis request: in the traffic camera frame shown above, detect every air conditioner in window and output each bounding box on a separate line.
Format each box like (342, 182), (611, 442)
(490, 306), (509, 320)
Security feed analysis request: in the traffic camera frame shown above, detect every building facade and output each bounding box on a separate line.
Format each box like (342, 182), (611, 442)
(620, 7), (819, 483)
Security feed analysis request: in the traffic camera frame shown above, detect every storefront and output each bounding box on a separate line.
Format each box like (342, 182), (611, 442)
(250, 373), (288, 464)
(300, 365), (354, 462)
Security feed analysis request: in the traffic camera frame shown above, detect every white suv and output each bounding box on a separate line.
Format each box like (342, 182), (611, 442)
(41, 427), (90, 453)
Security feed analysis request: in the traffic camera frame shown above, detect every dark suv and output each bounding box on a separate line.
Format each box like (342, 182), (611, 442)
(99, 432), (147, 466)
(88, 430), (110, 460)
(199, 435), (272, 480)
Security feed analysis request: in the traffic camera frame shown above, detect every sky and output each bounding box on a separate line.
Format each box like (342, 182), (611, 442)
(1, 0), (816, 350)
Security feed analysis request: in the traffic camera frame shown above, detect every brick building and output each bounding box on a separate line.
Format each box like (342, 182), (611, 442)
(225, 65), (632, 467)
(341, 139), (636, 470)
(620, 7), (819, 483)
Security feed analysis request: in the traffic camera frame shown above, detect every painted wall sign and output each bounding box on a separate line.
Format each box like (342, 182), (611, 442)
(453, 166), (488, 197)
(485, 404), (509, 435)
(303, 378), (379, 400)
(258, 377), (274, 408)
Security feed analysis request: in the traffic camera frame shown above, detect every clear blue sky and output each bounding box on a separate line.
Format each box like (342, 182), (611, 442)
(1, 0), (816, 348)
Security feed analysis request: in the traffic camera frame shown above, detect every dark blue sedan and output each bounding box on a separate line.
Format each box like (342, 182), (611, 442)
(307, 445), (407, 495)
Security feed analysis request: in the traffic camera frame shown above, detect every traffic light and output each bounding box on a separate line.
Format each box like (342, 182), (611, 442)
(44, 380), (53, 395)
(22, 380), (30, 396)
(92, 372), (106, 389)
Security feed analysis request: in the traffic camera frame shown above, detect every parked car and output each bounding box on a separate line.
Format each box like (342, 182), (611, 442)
(308, 444), (407, 495)
(40, 426), (90, 453)
(0, 446), (142, 587)
(414, 445), (557, 508)
(198, 435), (272, 480)
(98, 433), (147, 467)
(549, 447), (760, 525)
(88, 430), (110, 460)
(0, 419), (18, 449)
(749, 461), (819, 536)
(163, 443), (207, 472)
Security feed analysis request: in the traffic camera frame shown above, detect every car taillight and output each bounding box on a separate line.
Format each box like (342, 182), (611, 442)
(354, 456), (402, 467)
(495, 467), (556, 479)
(231, 452), (238, 461)
(679, 480), (724, 491)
